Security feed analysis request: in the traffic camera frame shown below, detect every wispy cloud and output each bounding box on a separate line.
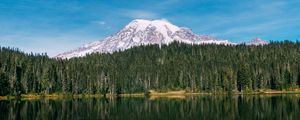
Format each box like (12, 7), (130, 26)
(92, 21), (106, 25)
(0, 31), (101, 57)
(1, 0), (299, 55)
(91, 20), (113, 30)
(121, 9), (158, 19)
(167, 0), (298, 41)
(221, 18), (300, 35)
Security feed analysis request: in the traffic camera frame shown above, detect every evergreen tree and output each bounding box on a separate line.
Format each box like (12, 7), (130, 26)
(0, 70), (10, 96)
(237, 65), (251, 91)
(1, 41), (300, 94)
(15, 66), (22, 96)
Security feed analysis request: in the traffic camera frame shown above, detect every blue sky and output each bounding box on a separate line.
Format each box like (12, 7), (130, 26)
(0, 0), (300, 56)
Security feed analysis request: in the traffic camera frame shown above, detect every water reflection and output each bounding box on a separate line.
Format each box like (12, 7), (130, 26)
(0, 95), (300, 120)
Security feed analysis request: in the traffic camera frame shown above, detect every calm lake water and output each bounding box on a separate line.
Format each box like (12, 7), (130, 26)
(0, 95), (300, 120)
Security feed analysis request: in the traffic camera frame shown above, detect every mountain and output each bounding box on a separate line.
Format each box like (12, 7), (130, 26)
(246, 38), (268, 45)
(56, 19), (234, 59)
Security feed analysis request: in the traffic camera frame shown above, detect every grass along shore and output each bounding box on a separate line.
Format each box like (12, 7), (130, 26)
(1, 89), (300, 100)
(0, 93), (145, 100)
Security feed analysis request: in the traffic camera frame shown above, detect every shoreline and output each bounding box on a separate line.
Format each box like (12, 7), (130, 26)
(1, 90), (300, 100)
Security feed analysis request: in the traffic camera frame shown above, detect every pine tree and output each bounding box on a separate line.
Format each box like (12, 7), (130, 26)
(297, 69), (300, 88)
(1, 41), (300, 94)
(237, 65), (251, 92)
(284, 69), (293, 89)
(0, 70), (10, 96)
(15, 66), (22, 96)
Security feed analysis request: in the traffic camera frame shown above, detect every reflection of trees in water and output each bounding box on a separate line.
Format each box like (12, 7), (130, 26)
(0, 95), (300, 119)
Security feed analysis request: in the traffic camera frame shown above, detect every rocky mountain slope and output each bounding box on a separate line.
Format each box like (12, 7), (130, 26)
(56, 19), (267, 59)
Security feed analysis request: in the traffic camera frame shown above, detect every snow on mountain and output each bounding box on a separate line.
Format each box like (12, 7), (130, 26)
(246, 38), (268, 45)
(56, 19), (234, 59)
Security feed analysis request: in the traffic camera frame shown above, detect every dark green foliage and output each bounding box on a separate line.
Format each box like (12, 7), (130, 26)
(0, 71), (10, 96)
(1, 41), (300, 95)
(15, 66), (22, 96)
(298, 69), (300, 88)
(237, 65), (251, 91)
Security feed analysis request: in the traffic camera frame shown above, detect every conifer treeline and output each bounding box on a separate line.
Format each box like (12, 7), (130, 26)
(1, 41), (300, 96)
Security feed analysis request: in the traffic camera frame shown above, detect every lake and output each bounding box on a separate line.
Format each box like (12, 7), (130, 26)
(0, 95), (300, 120)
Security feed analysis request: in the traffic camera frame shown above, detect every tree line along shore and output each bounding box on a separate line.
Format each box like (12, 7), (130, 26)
(1, 41), (300, 98)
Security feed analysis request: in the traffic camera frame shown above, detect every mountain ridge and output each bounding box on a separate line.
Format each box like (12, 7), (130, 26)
(56, 19), (267, 59)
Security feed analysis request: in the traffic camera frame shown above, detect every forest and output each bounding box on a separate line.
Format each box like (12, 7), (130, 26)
(1, 41), (300, 96)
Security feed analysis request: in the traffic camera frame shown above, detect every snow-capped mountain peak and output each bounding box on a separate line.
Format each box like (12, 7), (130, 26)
(125, 19), (180, 32)
(56, 19), (234, 59)
(123, 19), (180, 44)
(246, 38), (268, 45)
